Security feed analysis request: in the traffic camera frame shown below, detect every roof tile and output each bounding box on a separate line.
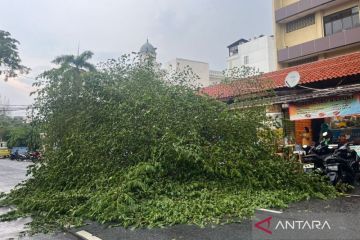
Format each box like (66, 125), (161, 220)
(201, 52), (360, 99)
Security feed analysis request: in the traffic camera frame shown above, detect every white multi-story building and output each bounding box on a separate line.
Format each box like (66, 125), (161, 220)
(165, 58), (223, 87)
(227, 35), (277, 73)
(138, 40), (224, 87)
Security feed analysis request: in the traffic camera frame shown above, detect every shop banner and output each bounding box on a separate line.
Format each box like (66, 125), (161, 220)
(289, 94), (360, 121)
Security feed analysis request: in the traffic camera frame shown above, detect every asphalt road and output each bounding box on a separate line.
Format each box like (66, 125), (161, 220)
(0, 158), (77, 240)
(0, 158), (32, 194)
(1, 159), (360, 240)
(70, 185), (360, 240)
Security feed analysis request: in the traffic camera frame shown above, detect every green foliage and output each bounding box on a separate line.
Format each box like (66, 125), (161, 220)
(7, 126), (30, 147)
(0, 210), (25, 222)
(0, 115), (40, 149)
(219, 65), (277, 108)
(0, 30), (29, 80)
(1, 55), (337, 232)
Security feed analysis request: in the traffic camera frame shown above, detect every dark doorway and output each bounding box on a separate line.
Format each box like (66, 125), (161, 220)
(312, 118), (325, 144)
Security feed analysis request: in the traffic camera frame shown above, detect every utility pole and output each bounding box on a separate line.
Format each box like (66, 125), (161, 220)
(77, 42), (80, 57)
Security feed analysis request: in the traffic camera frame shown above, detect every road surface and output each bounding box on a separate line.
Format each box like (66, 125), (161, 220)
(1, 158), (359, 240)
(0, 159), (77, 240)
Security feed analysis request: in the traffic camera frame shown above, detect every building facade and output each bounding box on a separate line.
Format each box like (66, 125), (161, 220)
(273, 0), (360, 69)
(165, 58), (224, 87)
(270, 0), (360, 146)
(202, 0), (360, 148)
(209, 70), (224, 86)
(226, 35), (277, 73)
(138, 40), (223, 87)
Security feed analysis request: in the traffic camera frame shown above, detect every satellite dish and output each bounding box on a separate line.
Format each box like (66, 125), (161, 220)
(285, 71), (300, 88)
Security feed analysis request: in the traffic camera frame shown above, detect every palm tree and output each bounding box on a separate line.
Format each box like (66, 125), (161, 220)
(52, 50), (96, 72)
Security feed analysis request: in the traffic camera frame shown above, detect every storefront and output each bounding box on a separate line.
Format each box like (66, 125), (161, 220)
(201, 51), (360, 155)
(288, 94), (360, 152)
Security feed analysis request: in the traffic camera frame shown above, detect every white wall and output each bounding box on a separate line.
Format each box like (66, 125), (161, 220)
(267, 36), (277, 72)
(209, 70), (224, 85)
(165, 58), (211, 87)
(227, 36), (277, 73)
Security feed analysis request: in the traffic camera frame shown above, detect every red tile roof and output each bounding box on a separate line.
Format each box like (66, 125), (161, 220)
(201, 52), (360, 100)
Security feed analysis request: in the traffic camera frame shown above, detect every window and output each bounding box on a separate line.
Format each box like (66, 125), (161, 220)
(286, 14), (315, 33)
(244, 56), (249, 65)
(323, 6), (360, 36)
(325, 22), (332, 35)
(332, 19), (343, 33)
(343, 16), (352, 29)
(229, 46), (238, 56)
(353, 13), (360, 26)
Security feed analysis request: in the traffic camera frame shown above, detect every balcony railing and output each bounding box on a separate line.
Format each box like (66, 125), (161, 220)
(277, 26), (360, 63)
(275, 0), (336, 22)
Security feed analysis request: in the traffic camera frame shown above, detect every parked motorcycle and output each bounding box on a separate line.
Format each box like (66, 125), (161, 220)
(10, 152), (30, 161)
(324, 143), (360, 185)
(302, 132), (335, 174)
(29, 151), (42, 162)
(302, 143), (335, 174)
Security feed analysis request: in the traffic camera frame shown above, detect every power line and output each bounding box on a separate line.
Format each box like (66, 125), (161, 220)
(0, 104), (31, 106)
(21, 75), (37, 80)
(1, 106), (30, 109)
(1, 109), (28, 112)
(0, 107), (32, 111)
(0, 104), (31, 107)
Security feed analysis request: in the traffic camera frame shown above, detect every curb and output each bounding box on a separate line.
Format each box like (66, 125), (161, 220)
(62, 227), (85, 240)
(64, 228), (103, 240)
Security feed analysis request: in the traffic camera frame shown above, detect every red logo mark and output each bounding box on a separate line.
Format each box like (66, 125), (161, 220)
(255, 216), (273, 235)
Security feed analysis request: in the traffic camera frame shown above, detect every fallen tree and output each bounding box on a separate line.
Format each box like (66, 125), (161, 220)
(0, 55), (337, 232)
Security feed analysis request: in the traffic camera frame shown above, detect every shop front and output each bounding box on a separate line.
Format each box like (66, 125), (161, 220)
(200, 51), (360, 156)
(288, 94), (360, 154)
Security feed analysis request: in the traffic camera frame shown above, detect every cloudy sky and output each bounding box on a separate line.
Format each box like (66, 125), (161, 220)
(0, 0), (273, 114)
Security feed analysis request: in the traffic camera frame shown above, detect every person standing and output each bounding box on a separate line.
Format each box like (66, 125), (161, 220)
(302, 127), (311, 146)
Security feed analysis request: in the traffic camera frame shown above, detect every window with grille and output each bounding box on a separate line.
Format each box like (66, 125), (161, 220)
(244, 56), (249, 65)
(286, 14), (315, 33)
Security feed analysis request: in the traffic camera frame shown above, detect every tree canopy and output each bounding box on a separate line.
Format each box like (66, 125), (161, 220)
(51, 50), (96, 72)
(0, 30), (29, 80)
(0, 115), (40, 149)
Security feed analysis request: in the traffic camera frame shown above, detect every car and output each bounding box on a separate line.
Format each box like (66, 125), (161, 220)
(0, 147), (11, 158)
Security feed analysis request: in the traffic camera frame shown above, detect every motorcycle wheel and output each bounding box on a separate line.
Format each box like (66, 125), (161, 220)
(327, 172), (339, 186)
(339, 169), (355, 185)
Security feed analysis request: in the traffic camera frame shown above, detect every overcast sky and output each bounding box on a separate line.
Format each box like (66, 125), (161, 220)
(0, 0), (273, 114)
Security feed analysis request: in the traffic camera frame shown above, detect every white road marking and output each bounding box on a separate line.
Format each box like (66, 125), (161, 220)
(258, 208), (283, 214)
(76, 230), (103, 240)
(345, 194), (360, 197)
